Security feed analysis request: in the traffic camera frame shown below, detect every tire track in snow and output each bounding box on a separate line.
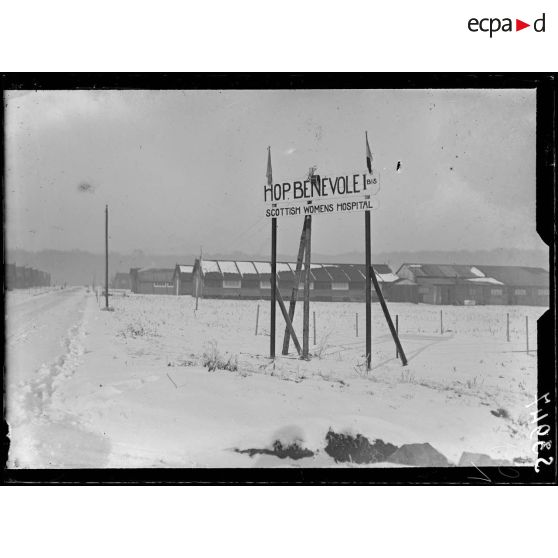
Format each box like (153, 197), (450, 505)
(8, 293), (111, 468)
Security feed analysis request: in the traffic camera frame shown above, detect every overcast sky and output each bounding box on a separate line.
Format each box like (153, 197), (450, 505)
(5, 88), (541, 257)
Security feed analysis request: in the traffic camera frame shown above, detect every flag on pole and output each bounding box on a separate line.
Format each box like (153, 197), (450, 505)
(266, 146), (273, 186)
(365, 131), (373, 174)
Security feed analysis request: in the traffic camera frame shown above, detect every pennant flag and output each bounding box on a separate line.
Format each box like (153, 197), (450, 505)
(266, 146), (273, 186)
(365, 132), (373, 174)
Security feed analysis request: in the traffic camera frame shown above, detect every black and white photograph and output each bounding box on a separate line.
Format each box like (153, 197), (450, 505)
(2, 75), (556, 484)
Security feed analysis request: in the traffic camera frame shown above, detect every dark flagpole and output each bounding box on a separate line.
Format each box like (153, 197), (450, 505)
(268, 147), (277, 359)
(364, 132), (372, 370)
(365, 210), (371, 370)
(271, 216), (277, 358)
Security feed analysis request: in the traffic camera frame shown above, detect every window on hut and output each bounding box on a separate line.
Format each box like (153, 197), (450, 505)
(331, 282), (349, 290)
(223, 280), (241, 289)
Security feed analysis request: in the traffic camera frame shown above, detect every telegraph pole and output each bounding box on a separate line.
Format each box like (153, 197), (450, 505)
(105, 204), (109, 309)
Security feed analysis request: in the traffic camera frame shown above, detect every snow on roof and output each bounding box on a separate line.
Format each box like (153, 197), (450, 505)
(277, 262), (292, 273)
(235, 261), (258, 275)
(470, 266), (485, 277)
(376, 272), (399, 283)
(217, 261), (239, 275)
(467, 277), (504, 285)
(178, 265), (194, 273)
(252, 261), (271, 274)
(409, 264), (422, 268)
(201, 260), (220, 274)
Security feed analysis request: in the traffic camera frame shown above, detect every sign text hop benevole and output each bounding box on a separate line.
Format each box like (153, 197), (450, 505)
(264, 173), (378, 204)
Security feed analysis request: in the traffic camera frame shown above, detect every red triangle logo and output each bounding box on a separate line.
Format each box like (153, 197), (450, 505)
(516, 19), (530, 31)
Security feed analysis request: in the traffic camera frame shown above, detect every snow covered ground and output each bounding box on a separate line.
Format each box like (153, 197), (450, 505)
(6, 288), (545, 468)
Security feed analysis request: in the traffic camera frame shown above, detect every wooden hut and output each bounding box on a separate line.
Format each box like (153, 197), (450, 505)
(173, 264), (194, 296)
(132, 267), (175, 294)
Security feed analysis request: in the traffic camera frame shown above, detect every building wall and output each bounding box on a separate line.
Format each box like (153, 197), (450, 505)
(136, 280), (175, 295)
(389, 284), (419, 303)
(508, 286), (549, 307)
(7, 265), (51, 289)
(173, 272), (193, 296)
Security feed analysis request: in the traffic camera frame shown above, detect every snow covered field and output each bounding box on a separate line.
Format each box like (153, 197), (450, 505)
(6, 288), (545, 468)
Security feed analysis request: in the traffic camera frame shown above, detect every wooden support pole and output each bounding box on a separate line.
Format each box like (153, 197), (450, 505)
(302, 216), (312, 359)
(365, 210), (371, 370)
(105, 204), (109, 309)
(282, 217), (307, 355)
(525, 315), (529, 354)
(370, 266), (408, 366)
(356, 312), (359, 337)
(255, 304), (260, 336)
(275, 282), (302, 356)
(396, 315), (399, 358)
(506, 313), (510, 342)
(313, 311), (316, 346)
(270, 216), (277, 359)
(440, 309), (443, 335)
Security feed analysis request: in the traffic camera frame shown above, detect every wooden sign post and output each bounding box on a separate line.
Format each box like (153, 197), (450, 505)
(365, 209), (372, 369)
(282, 216), (308, 355)
(264, 135), (406, 368)
(267, 147), (278, 360)
(370, 266), (408, 366)
(302, 215), (312, 359)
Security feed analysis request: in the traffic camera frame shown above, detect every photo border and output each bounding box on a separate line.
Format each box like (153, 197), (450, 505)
(1, 72), (555, 485)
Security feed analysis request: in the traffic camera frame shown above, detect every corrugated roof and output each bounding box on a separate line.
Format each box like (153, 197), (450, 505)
(467, 277), (504, 286)
(476, 266), (549, 287)
(217, 261), (240, 276)
(137, 268), (175, 282)
(252, 261), (296, 281)
(277, 262), (293, 273)
(338, 264), (366, 282)
(195, 259), (398, 284)
(201, 260), (220, 274)
(252, 261), (271, 274)
(399, 263), (549, 287)
(321, 264), (350, 282)
(311, 264), (332, 282)
(235, 261), (258, 276)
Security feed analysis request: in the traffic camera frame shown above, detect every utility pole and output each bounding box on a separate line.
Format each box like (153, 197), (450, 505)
(105, 204), (109, 309)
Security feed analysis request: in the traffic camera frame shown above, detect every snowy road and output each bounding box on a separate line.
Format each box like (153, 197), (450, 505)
(6, 287), (87, 384)
(6, 287), (112, 468)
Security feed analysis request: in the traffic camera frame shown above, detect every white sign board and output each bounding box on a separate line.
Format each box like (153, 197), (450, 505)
(264, 173), (379, 204)
(265, 195), (374, 218)
(263, 172), (379, 218)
